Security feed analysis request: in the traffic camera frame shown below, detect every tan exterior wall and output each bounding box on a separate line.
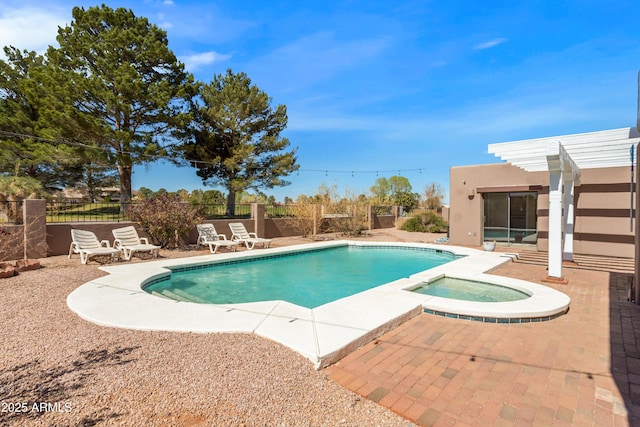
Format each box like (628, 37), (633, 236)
(450, 163), (635, 258)
(636, 148), (639, 302)
(265, 218), (299, 238)
(2, 201), (405, 260)
(573, 167), (635, 258)
(47, 222), (151, 257)
(449, 163), (547, 248)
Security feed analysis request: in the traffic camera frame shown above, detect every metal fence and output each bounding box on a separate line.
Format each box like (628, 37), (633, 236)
(46, 201), (132, 223)
(0, 200), (24, 224)
(44, 201), (398, 223)
(195, 203), (252, 219)
(46, 202), (257, 223)
(372, 205), (394, 215)
(265, 204), (297, 218)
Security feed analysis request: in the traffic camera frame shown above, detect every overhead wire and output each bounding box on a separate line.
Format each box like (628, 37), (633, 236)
(0, 129), (426, 176)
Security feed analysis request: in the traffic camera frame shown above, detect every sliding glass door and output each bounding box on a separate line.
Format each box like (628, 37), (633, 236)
(483, 192), (537, 245)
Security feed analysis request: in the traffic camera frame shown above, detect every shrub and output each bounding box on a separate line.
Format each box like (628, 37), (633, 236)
(401, 216), (427, 232)
(129, 193), (203, 248)
(288, 201), (322, 237)
(401, 211), (448, 233)
(324, 200), (368, 236)
(423, 211), (449, 233)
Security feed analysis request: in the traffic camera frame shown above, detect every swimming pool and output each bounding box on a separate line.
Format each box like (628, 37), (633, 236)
(67, 240), (570, 368)
(146, 246), (459, 308)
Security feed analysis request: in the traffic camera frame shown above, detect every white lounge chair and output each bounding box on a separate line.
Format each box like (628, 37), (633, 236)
(69, 229), (121, 264)
(196, 223), (238, 254)
(112, 226), (160, 260)
(229, 222), (272, 250)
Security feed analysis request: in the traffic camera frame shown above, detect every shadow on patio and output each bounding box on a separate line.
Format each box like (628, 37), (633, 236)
(609, 272), (640, 425)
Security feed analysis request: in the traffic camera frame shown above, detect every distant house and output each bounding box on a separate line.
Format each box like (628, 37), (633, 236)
(60, 186), (122, 203)
(60, 188), (86, 203)
(98, 187), (121, 202)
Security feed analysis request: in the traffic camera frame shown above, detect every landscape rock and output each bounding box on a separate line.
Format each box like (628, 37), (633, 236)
(15, 259), (42, 272)
(0, 264), (17, 278)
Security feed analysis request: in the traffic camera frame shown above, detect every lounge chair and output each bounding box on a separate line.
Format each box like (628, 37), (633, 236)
(196, 223), (239, 254)
(69, 229), (121, 264)
(229, 222), (272, 250)
(112, 226), (160, 260)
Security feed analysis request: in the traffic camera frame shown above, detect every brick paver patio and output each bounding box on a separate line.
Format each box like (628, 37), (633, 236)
(324, 261), (640, 426)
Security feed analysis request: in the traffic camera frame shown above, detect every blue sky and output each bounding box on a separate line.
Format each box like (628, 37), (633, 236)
(2, 0), (640, 202)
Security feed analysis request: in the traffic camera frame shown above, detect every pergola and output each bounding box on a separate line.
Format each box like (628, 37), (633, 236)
(488, 127), (640, 282)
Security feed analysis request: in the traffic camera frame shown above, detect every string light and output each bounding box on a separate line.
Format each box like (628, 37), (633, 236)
(0, 130), (429, 177)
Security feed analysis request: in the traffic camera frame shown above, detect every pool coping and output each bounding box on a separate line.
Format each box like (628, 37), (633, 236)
(66, 241), (570, 369)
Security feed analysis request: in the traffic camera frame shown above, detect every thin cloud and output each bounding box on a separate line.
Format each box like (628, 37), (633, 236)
(473, 37), (508, 50)
(251, 31), (389, 93)
(0, 6), (66, 57)
(181, 51), (232, 71)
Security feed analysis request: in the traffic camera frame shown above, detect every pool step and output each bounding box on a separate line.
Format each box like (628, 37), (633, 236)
(513, 251), (634, 274)
(151, 289), (208, 304)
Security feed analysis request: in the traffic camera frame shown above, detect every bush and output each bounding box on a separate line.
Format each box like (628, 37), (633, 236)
(401, 216), (427, 232)
(130, 193), (203, 248)
(324, 202), (368, 236)
(423, 211), (449, 233)
(289, 202), (323, 237)
(401, 211), (448, 233)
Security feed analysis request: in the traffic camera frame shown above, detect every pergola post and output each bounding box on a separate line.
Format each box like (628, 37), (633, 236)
(562, 176), (575, 262)
(547, 157), (564, 280)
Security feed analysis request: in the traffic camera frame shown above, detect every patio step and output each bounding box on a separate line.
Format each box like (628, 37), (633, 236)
(513, 250), (634, 274)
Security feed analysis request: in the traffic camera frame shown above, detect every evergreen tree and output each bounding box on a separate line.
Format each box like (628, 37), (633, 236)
(177, 69), (298, 216)
(0, 47), (83, 191)
(43, 5), (195, 203)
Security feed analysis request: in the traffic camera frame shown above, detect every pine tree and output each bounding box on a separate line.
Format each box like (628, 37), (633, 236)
(0, 47), (83, 191)
(43, 5), (195, 203)
(178, 69), (298, 216)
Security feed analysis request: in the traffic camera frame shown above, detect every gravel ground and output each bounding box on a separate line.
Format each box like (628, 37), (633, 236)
(0, 230), (441, 427)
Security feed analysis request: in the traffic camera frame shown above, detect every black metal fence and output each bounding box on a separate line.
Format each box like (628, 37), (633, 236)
(194, 203), (252, 220)
(45, 201), (268, 222)
(46, 201), (132, 223)
(265, 204), (296, 218)
(44, 201), (399, 223)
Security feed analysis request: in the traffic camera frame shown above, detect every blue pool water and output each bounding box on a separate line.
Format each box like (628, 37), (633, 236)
(145, 245), (458, 308)
(411, 277), (530, 302)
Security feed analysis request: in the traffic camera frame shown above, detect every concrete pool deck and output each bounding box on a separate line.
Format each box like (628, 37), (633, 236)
(67, 240), (569, 368)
